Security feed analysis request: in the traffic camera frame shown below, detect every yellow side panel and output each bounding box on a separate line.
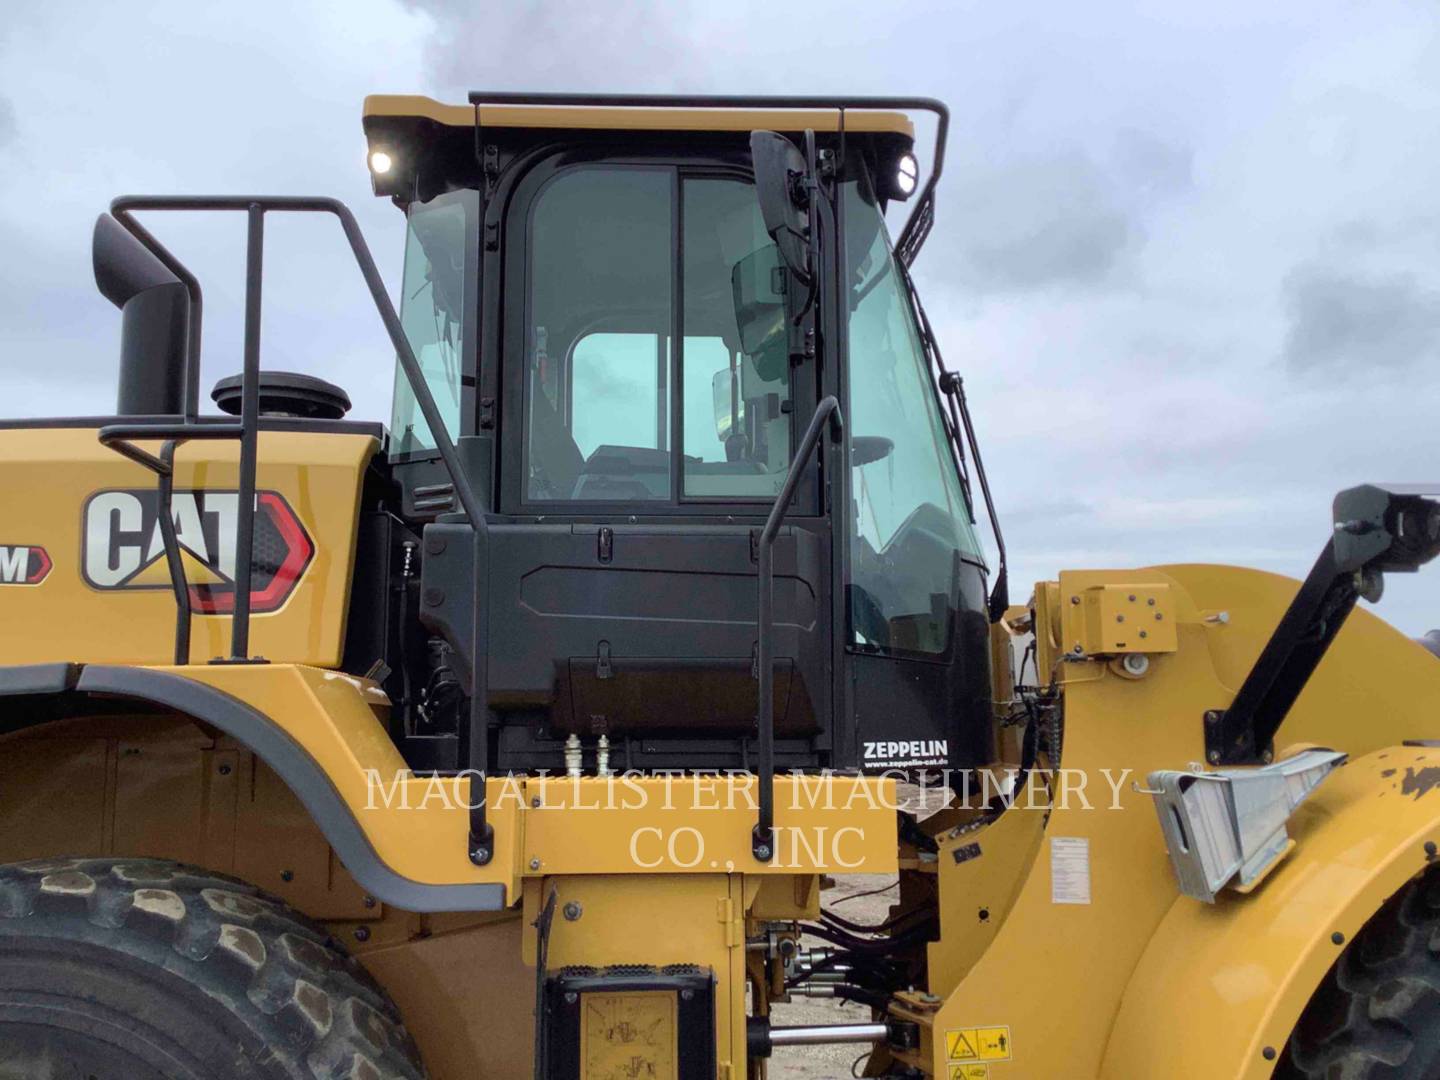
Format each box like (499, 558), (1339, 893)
(917, 563), (1440, 1079)
(0, 427), (376, 667)
(1104, 743), (1440, 1078)
(173, 664), (524, 898)
(522, 774), (898, 876)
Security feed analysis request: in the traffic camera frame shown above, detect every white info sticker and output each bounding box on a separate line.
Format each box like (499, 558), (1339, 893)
(1050, 836), (1092, 905)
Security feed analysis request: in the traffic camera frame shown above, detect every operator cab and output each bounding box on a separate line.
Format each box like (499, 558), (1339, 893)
(360, 95), (998, 781)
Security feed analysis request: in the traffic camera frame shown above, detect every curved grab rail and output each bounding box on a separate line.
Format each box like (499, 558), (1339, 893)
(98, 196), (495, 863)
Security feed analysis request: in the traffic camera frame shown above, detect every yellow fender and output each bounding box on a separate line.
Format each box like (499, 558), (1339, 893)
(1104, 743), (1440, 1077)
(919, 565), (1440, 1079)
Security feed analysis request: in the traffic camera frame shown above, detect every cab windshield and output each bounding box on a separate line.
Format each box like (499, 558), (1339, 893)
(845, 178), (982, 656)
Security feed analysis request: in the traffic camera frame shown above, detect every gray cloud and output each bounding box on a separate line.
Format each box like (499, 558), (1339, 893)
(5, 0), (1440, 636)
(947, 149), (1138, 292)
(400, 0), (691, 93)
(1282, 264), (1440, 373)
(1112, 128), (1194, 199)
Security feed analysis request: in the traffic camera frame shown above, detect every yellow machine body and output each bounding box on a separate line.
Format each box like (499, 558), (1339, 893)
(891, 564), (1440, 1079)
(0, 426), (375, 666)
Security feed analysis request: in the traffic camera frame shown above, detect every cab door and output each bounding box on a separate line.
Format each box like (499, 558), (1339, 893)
(485, 154), (832, 772)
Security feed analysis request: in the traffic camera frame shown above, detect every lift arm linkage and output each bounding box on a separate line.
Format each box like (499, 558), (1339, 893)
(1207, 483), (1440, 765)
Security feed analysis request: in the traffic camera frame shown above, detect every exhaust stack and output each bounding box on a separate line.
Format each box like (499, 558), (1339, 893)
(92, 213), (189, 415)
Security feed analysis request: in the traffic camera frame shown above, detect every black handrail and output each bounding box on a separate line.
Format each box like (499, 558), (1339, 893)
(467, 92), (948, 265)
(94, 195), (496, 860)
(752, 395), (844, 861)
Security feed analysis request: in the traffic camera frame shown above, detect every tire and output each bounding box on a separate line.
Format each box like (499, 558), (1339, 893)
(0, 857), (427, 1080)
(1277, 864), (1440, 1078)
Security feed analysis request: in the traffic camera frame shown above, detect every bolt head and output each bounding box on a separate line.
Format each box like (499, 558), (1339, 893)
(563, 901), (583, 921)
(354, 926), (371, 942)
(754, 844), (772, 861)
(1207, 750), (1221, 764)
(529, 857), (542, 871)
(1070, 595), (1080, 605)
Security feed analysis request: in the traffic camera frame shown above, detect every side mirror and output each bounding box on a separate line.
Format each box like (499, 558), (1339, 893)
(851, 435), (894, 467)
(730, 245), (787, 358)
(749, 131), (811, 280)
(93, 214), (190, 415)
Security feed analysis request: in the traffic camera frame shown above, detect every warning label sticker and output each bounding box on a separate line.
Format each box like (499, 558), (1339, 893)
(945, 1025), (1012, 1063)
(1050, 836), (1092, 905)
(946, 1030), (978, 1060)
(949, 1065), (989, 1079)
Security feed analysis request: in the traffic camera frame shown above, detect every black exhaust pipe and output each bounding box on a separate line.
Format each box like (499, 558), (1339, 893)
(92, 213), (190, 415)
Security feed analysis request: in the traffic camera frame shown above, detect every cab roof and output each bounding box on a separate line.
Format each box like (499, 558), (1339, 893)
(362, 94), (917, 138)
(362, 92), (946, 265)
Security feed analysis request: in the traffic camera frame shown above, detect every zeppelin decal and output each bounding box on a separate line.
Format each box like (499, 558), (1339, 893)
(0, 545), (52, 585)
(81, 489), (313, 614)
(862, 740), (948, 767)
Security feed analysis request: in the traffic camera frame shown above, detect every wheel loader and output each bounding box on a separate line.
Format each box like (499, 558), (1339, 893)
(2, 91), (1440, 1080)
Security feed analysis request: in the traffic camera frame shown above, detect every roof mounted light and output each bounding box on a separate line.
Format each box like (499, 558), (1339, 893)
(369, 150), (394, 175)
(896, 153), (919, 197)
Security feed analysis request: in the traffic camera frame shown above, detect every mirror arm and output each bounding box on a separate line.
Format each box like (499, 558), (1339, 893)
(789, 131), (822, 328)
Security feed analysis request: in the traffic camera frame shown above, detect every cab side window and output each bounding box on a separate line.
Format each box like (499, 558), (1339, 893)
(526, 168), (672, 501)
(390, 190), (476, 459)
(524, 167), (792, 503)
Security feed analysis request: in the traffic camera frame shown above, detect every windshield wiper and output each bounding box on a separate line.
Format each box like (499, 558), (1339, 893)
(898, 262), (1009, 622)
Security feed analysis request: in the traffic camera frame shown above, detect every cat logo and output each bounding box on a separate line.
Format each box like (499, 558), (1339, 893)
(82, 489), (313, 614)
(0, 545), (52, 585)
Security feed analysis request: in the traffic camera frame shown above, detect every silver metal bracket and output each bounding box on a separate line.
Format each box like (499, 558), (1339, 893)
(1144, 748), (1347, 903)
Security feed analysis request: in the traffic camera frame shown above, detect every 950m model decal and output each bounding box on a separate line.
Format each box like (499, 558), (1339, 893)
(0, 545), (52, 585)
(82, 489), (314, 614)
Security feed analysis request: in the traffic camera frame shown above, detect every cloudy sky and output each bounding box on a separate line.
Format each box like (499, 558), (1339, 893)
(3, 1), (1440, 634)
